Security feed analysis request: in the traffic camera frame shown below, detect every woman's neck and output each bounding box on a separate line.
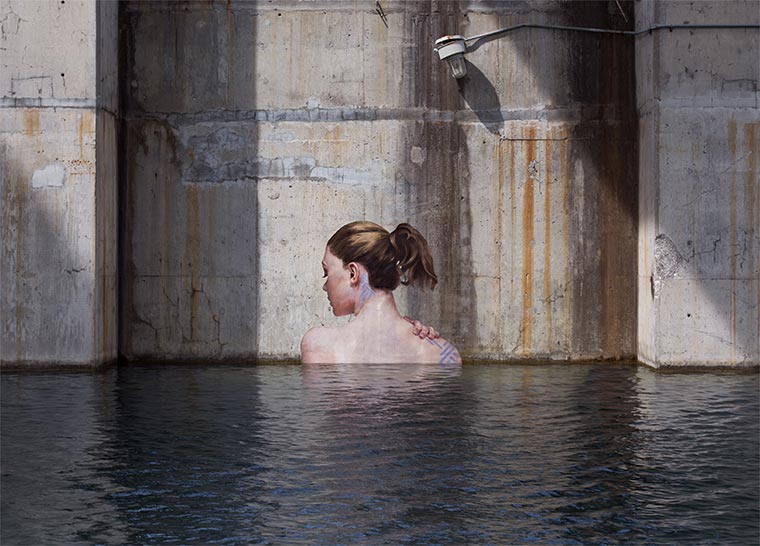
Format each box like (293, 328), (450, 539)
(353, 289), (400, 320)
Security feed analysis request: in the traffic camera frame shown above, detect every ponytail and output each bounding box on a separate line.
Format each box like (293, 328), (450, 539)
(389, 223), (438, 291)
(327, 221), (437, 291)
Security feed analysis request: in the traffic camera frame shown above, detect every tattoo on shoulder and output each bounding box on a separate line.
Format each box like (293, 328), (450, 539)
(426, 338), (462, 365)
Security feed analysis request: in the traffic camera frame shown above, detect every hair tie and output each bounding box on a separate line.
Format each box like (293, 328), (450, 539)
(396, 260), (409, 284)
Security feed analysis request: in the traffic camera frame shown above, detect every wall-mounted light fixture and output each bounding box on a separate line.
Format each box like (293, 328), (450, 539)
(433, 35), (467, 79)
(434, 23), (759, 80)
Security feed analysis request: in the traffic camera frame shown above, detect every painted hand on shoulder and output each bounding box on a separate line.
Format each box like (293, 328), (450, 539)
(403, 316), (440, 340)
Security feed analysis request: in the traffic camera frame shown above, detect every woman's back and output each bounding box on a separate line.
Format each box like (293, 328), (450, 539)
(333, 318), (461, 364)
(301, 320), (462, 364)
(302, 291), (462, 364)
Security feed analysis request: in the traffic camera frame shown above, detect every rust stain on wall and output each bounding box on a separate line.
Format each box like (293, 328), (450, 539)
(560, 138), (571, 345)
(161, 163), (172, 287)
(23, 110), (40, 136)
(509, 138), (516, 306)
(521, 125), (537, 354)
(78, 111), (94, 160)
(208, 187), (217, 278)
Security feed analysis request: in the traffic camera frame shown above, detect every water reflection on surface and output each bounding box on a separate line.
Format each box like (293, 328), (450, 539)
(1, 364), (758, 545)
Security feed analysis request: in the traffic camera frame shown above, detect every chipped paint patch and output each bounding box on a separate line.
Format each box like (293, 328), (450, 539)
(31, 163), (67, 188)
(654, 234), (685, 296)
(410, 146), (425, 165)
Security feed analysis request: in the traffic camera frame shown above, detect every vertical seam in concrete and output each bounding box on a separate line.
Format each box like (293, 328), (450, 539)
(543, 136), (552, 350)
(509, 135), (516, 315)
(651, 27), (661, 361)
(497, 139), (504, 355)
(728, 118), (737, 362)
(748, 123), (760, 358)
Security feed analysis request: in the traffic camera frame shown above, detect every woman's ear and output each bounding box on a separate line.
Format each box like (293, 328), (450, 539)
(347, 262), (360, 286)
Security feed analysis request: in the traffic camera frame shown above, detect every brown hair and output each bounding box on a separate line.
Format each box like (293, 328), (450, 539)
(327, 221), (438, 291)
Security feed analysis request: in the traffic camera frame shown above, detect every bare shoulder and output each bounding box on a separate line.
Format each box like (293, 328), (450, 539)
(418, 336), (462, 365)
(300, 326), (338, 364)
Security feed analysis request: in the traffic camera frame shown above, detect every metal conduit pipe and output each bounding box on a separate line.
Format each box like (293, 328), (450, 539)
(464, 23), (760, 43)
(434, 23), (760, 79)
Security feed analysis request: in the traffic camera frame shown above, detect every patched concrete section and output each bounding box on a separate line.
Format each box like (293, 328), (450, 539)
(653, 234), (685, 296)
(30, 163), (67, 188)
(637, 0), (759, 367)
(172, 122), (384, 186)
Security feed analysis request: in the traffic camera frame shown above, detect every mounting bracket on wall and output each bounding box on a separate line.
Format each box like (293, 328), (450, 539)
(434, 23), (760, 79)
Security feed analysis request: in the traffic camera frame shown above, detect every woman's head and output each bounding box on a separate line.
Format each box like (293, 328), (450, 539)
(325, 221), (437, 293)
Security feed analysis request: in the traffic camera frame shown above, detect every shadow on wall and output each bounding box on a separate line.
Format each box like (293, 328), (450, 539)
(120, 1), (260, 362)
(0, 109), (113, 368)
(458, 60), (503, 135)
(397, 0), (479, 358)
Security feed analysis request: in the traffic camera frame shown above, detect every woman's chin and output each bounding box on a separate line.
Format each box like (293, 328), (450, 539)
(331, 305), (349, 317)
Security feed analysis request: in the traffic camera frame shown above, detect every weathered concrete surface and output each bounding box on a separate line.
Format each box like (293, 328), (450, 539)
(0, 0), (118, 368)
(3, 0), (753, 367)
(123, 0), (637, 362)
(0, 0), (95, 106)
(637, 0), (759, 368)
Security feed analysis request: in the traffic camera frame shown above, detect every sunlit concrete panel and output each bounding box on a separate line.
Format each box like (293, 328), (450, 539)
(656, 278), (758, 366)
(0, 0), (96, 105)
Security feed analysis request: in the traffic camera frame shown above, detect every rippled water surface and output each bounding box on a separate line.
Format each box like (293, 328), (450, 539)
(2, 364), (758, 545)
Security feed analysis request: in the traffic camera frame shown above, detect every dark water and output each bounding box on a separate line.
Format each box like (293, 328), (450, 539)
(1, 364), (758, 545)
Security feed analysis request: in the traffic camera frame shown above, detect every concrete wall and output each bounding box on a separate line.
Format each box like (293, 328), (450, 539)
(122, 0), (637, 362)
(0, 0), (118, 368)
(637, 0), (759, 368)
(6, 0), (753, 367)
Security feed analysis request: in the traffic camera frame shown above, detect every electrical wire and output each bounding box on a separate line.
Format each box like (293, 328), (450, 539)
(463, 23), (760, 44)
